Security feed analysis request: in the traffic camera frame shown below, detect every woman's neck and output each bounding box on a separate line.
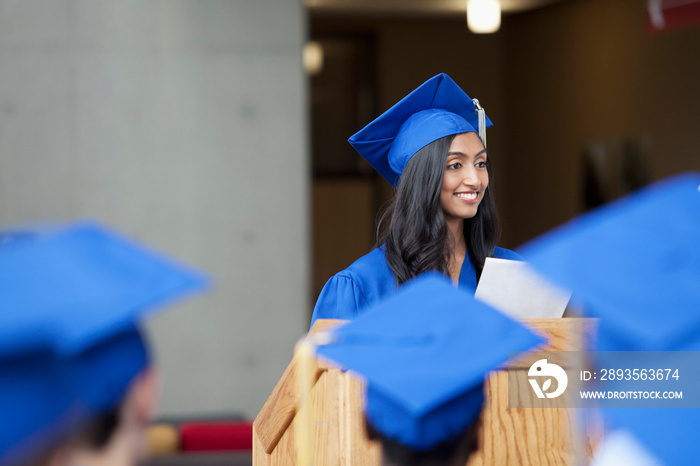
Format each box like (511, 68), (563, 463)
(445, 218), (466, 284)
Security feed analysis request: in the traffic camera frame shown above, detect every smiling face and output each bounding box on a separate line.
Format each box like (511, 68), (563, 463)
(440, 132), (489, 225)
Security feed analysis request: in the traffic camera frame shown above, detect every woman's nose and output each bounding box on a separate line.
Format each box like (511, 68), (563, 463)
(461, 167), (480, 187)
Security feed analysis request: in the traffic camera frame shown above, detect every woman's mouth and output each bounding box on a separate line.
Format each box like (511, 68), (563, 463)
(454, 192), (478, 201)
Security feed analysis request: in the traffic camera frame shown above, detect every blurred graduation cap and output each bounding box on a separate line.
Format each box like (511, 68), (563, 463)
(519, 172), (700, 352)
(0, 221), (209, 464)
(348, 73), (493, 188)
(596, 408), (697, 466)
(0, 230), (37, 249)
(315, 273), (544, 452)
(518, 172), (700, 465)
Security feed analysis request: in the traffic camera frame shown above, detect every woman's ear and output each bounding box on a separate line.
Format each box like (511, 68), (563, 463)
(129, 367), (159, 425)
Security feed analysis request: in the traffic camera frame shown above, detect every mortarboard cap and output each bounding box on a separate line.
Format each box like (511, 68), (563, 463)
(348, 73), (493, 188)
(315, 273), (544, 452)
(0, 230), (37, 249)
(518, 172), (700, 352)
(519, 173), (700, 466)
(0, 221), (209, 464)
(600, 408), (699, 466)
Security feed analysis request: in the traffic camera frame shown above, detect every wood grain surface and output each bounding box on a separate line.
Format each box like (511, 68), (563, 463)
(253, 318), (601, 466)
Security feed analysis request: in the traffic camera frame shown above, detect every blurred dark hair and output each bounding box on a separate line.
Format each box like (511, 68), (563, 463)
(377, 134), (499, 285)
(77, 409), (121, 450)
(366, 415), (482, 466)
(20, 410), (120, 466)
(72, 326), (150, 451)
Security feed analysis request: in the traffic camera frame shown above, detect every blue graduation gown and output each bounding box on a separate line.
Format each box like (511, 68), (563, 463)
(310, 246), (523, 328)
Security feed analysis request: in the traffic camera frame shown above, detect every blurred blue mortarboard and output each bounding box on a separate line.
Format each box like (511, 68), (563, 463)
(0, 231), (37, 249)
(518, 172), (700, 466)
(519, 172), (700, 352)
(348, 73), (493, 188)
(600, 409), (699, 466)
(0, 221), (209, 464)
(315, 273), (544, 452)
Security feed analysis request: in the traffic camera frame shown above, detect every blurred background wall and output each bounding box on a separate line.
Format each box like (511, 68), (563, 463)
(1, 0), (699, 422)
(0, 0), (308, 420)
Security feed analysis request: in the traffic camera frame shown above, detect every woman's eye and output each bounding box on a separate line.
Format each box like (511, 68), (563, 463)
(447, 162), (462, 170)
(475, 161), (487, 168)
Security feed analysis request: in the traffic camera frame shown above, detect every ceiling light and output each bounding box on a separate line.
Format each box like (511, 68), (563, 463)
(467, 0), (501, 34)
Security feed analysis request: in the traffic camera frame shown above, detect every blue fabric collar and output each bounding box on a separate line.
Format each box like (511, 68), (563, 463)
(458, 256), (478, 292)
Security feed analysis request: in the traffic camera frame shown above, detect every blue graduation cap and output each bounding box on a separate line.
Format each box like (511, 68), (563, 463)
(315, 273), (544, 452)
(518, 172), (700, 465)
(348, 73), (493, 188)
(519, 172), (700, 352)
(0, 221), (209, 464)
(0, 230), (37, 249)
(599, 408), (698, 466)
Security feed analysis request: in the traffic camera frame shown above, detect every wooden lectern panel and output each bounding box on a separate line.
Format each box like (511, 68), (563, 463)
(253, 318), (600, 466)
(469, 371), (576, 466)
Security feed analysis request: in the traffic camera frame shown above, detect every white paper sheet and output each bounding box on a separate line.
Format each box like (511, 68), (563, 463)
(474, 257), (571, 319)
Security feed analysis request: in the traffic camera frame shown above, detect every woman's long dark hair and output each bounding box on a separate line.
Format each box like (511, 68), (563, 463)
(377, 134), (499, 286)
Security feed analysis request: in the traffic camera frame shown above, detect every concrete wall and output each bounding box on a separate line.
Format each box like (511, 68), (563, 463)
(0, 0), (309, 419)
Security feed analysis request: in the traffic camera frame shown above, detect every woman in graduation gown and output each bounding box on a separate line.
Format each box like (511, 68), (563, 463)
(310, 73), (521, 327)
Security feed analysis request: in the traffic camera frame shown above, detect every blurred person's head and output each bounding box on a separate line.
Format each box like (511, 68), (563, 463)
(314, 273), (545, 466)
(521, 172), (700, 465)
(366, 414), (481, 466)
(0, 222), (208, 466)
(47, 328), (158, 466)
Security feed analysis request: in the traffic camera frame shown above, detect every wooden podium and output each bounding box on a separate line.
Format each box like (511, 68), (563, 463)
(253, 318), (599, 466)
